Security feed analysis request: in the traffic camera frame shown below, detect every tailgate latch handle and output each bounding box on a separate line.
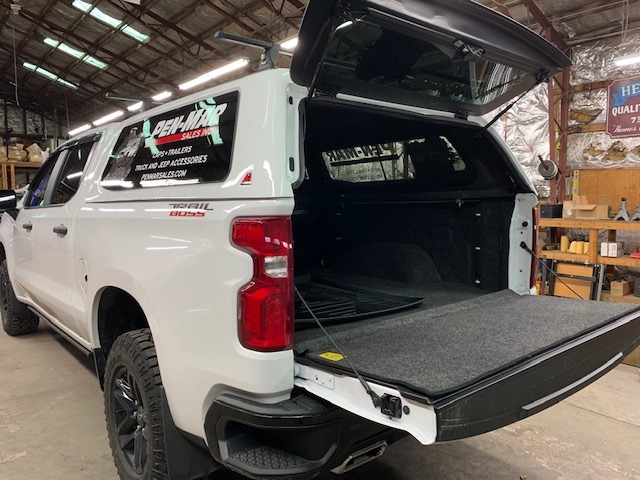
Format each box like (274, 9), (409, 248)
(380, 394), (403, 419)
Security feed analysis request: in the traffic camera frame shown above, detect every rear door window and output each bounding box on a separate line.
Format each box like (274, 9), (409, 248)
(323, 136), (470, 185)
(24, 134), (100, 208)
(51, 143), (93, 204)
(101, 92), (238, 189)
(24, 152), (63, 207)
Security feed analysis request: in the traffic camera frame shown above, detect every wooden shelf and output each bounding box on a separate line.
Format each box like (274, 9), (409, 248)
(539, 251), (640, 268)
(601, 293), (640, 304)
(540, 217), (640, 367)
(0, 161), (43, 190)
(538, 218), (640, 264)
(538, 218), (640, 231)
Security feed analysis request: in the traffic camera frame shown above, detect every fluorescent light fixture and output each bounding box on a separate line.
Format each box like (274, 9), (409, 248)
(89, 8), (122, 28)
(72, 0), (91, 12)
(43, 37), (60, 48)
(121, 25), (149, 43)
(73, 0), (121, 27)
(72, 1), (150, 43)
(127, 91), (173, 112)
(178, 58), (249, 91)
(153, 90), (172, 101)
(93, 110), (124, 126)
(44, 37), (108, 69)
(57, 78), (79, 89)
(83, 55), (108, 69)
(280, 37), (298, 51)
(58, 42), (84, 59)
(127, 102), (143, 112)
(616, 54), (640, 67)
(23, 62), (78, 89)
(68, 124), (92, 136)
(24, 62), (55, 80)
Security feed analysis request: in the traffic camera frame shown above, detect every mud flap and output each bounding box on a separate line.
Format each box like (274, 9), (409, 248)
(161, 387), (222, 479)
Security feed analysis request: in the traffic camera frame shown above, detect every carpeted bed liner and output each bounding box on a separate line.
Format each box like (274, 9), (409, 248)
(308, 270), (487, 308)
(295, 288), (639, 398)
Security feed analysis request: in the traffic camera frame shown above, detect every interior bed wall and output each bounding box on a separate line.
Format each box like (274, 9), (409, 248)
(292, 198), (514, 292)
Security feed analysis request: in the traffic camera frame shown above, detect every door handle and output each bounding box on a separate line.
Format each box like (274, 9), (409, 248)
(22, 222), (33, 231)
(53, 225), (68, 237)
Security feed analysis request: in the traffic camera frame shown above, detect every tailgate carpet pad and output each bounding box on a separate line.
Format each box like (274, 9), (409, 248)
(295, 289), (639, 397)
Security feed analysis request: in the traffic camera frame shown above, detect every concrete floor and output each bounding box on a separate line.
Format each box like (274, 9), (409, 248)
(1, 323), (640, 480)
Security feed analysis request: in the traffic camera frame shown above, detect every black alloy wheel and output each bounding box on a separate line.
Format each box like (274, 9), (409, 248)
(112, 366), (149, 474)
(104, 329), (167, 479)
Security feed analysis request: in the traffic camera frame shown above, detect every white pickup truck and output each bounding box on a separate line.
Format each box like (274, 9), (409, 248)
(2, 0), (640, 479)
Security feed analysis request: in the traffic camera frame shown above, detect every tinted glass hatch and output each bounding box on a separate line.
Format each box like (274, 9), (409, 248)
(291, 0), (571, 115)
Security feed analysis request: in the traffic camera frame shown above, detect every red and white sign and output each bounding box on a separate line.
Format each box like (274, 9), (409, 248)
(606, 77), (640, 138)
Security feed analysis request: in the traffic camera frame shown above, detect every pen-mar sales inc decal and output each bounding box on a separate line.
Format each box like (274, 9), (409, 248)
(607, 77), (640, 138)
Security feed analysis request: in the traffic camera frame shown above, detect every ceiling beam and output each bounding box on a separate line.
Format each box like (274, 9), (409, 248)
(106, 0), (222, 55)
(259, 0), (300, 31)
(10, 0), (112, 90)
(568, 18), (640, 45)
(5, 20), (161, 97)
(0, 39), (113, 112)
(15, 7), (179, 90)
(202, 0), (272, 42)
(550, 0), (640, 24)
(519, 0), (569, 52)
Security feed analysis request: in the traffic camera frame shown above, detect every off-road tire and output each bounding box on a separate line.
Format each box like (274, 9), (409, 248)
(104, 329), (168, 480)
(0, 260), (39, 336)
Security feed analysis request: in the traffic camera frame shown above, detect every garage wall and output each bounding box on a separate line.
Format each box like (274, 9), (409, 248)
(491, 32), (640, 197)
(569, 33), (640, 170)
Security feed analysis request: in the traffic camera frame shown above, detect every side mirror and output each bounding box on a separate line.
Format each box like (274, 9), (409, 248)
(0, 190), (17, 211)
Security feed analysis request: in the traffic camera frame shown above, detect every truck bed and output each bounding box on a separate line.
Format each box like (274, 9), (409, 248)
(295, 277), (639, 397)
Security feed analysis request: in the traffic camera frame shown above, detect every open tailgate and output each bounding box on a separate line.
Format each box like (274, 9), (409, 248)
(294, 291), (640, 442)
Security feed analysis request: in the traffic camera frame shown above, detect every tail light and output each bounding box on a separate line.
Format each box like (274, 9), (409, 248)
(530, 208), (539, 290)
(232, 217), (293, 351)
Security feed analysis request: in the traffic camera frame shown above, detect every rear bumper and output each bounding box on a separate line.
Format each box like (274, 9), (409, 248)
(429, 309), (640, 441)
(204, 389), (404, 479)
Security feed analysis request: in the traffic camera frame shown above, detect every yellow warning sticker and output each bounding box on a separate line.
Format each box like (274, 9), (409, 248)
(319, 352), (344, 361)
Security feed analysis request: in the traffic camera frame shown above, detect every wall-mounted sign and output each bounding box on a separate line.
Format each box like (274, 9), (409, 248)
(607, 77), (640, 138)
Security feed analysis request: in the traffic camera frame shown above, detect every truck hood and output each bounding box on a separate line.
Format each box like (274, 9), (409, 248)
(291, 0), (571, 116)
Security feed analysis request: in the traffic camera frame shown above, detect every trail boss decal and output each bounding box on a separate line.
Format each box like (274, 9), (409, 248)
(168, 202), (214, 218)
(101, 92), (238, 189)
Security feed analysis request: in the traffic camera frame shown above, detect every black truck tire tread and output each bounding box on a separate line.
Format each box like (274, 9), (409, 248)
(104, 329), (168, 480)
(0, 260), (39, 336)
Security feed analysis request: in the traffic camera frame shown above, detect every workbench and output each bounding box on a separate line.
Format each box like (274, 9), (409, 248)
(538, 218), (640, 269)
(0, 161), (43, 190)
(538, 217), (640, 367)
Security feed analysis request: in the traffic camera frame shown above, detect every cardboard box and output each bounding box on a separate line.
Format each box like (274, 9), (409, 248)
(541, 203), (563, 218)
(600, 242), (624, 257)
(609, 242), (623, 257)
(562, 200), (576, 218)
(8, 150), (27, 160)
(610, 280), (633, 297)
(26, 143), (42, 155)
(29, 153), (43, 162)
(572, 195), (611, 220)
(600, 242), (608, 256)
